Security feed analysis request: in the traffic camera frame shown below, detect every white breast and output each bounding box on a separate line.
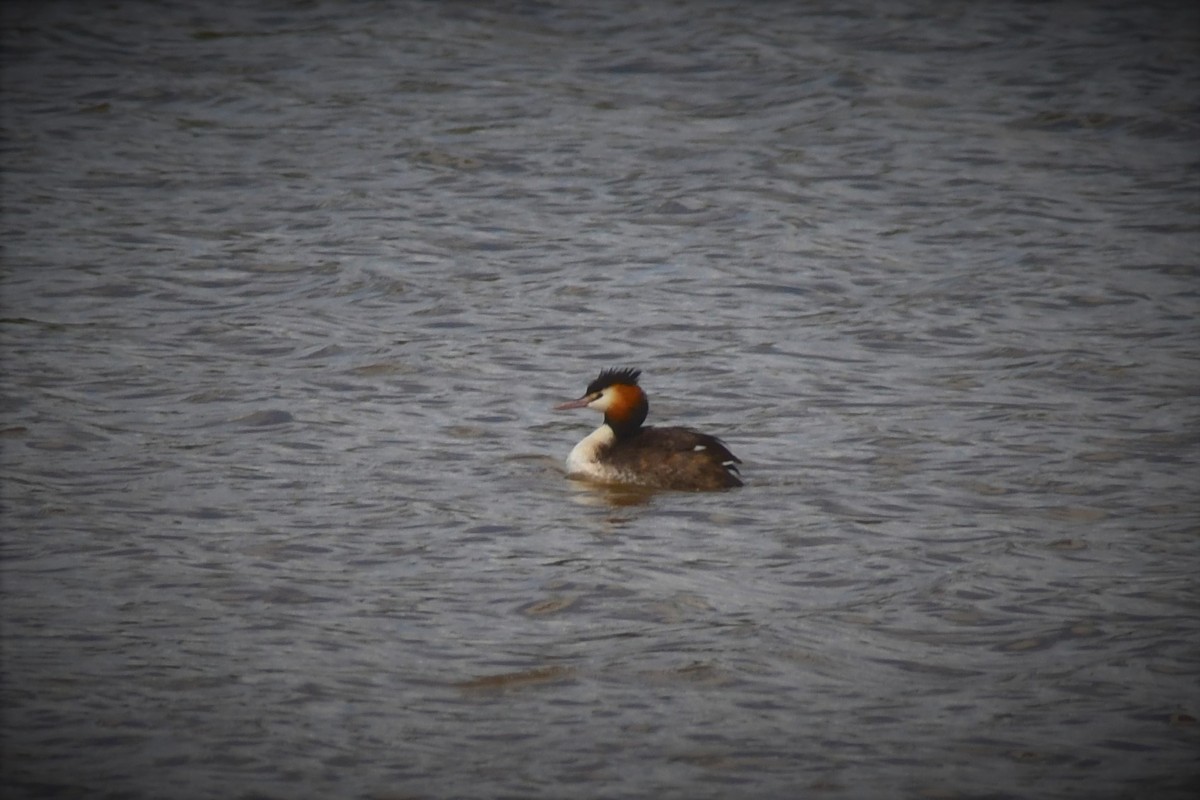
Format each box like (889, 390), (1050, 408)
(566, 424), (622, 481)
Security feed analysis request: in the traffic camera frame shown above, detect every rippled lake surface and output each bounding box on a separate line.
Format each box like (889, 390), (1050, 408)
(2, 1), (1198, 798)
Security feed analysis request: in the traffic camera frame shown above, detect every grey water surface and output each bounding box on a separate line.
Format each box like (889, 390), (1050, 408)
(2, 1), (1198, 798)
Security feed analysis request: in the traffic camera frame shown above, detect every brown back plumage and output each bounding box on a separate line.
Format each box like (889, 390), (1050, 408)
(605, 426), (743, 491)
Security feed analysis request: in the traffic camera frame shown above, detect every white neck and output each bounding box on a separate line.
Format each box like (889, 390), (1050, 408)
(565, 423), (615, 476)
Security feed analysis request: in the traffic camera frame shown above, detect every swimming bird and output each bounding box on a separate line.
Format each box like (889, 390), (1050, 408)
(553, 367), (742, 491)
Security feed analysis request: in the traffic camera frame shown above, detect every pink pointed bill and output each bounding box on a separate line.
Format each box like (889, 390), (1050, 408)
(553, 396), (592, 411)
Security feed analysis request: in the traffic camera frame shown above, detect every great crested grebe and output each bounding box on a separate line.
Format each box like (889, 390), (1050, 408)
(553, 367), (742, 491)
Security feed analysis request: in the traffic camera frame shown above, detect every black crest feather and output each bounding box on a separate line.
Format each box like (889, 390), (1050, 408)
(586, 367), (641, 394)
